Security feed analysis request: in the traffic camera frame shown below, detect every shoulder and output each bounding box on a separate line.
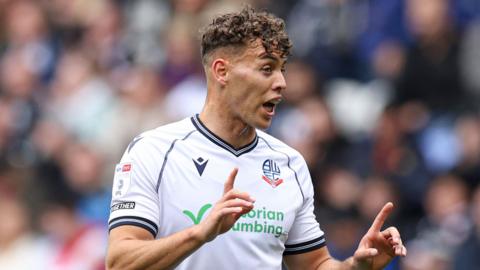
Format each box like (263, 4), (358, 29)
(126, 117), (197, 155)
(256, 129), (305, 163)
(150, 117), (197, 140)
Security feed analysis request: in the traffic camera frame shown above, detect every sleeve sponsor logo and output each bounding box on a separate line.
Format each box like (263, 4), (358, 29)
(113, 162), (132, 198)
(111, 201), (136, 212)
(122, 164), (132, 172)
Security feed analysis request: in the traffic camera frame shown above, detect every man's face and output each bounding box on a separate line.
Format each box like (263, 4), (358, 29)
(222, 40), (287, 130)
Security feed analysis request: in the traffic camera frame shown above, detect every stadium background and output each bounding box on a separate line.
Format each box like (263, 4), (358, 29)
(0, 0), (479, 269)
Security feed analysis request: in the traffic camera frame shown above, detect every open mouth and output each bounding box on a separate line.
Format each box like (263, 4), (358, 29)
(263, 102), (275, 113)
(262, 98), (282, 115)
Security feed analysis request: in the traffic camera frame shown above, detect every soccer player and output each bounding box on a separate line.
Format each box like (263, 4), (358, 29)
(106, 6), (407, 270)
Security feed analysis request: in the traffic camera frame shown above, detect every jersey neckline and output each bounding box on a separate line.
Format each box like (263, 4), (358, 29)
(191, 114), (258, 157)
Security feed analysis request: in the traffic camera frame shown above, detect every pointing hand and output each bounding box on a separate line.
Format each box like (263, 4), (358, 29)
(198, 168), (255, 242)
(353, 202), (407, 270)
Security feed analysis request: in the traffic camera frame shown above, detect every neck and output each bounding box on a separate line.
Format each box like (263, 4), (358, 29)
(199, 103), (256, 149)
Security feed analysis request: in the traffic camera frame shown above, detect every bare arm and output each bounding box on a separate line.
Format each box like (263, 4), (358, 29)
(284, 245), (352, 270)
(106, 168), (255, 270)
(106, 224), (204, 270)
(284, 203), (407, 270)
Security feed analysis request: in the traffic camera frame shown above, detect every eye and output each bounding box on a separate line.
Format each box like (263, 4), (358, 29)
(261, 65), (272, 74)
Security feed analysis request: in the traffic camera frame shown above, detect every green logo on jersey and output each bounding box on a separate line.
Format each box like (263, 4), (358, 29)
(183, 203), (212, 224)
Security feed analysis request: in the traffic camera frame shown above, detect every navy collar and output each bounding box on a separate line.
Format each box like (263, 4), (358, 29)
(191, 114), (258, 157)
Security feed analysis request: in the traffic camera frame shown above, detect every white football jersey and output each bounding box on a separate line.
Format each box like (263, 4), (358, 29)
(108, 115), (325, 270)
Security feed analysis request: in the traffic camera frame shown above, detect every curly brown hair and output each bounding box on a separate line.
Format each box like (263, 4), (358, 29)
(200, 6), (292, 64)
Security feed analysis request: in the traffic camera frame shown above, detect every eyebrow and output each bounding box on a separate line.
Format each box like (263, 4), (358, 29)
(258, 52), (279, 62)
(258, 52), (287, 66)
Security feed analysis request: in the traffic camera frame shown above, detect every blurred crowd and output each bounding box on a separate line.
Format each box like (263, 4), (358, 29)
(0, 0), (479, 269)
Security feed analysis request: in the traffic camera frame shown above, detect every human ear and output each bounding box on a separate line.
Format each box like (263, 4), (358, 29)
(211, 58), (228, 86)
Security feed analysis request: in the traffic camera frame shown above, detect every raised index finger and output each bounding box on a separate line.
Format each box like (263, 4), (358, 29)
(223, 167), (239, 194)
(368, 202), (394, 233)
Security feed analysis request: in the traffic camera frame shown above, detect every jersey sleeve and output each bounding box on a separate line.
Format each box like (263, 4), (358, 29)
(108, 136), (161, 237)
(284, 155), (326, 255)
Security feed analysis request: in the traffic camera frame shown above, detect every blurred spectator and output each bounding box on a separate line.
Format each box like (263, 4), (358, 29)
(0, 97), (11, 163)
(360, 0), (409, 80)
(171, 0), (246, 28)
(453, 185), (480, 269)
(98, 66), (169, 172)
(325, 79), (393, 139)
(286, 0), (370, 79)
(370, 40), (406, 81)
(164, 72), (207, 121)
(59, 142), (111, 223)
(313, 167), (365, 264)
(280, 60), (320, 106)
(123, 0), (170, 66)
(0, 48), (42, 167)
(271, 95), (336, 169)
(254, 0), (297, 20)
(160, 18), (203, 90)
(46, 49), (116, 142)
(394, 0), (471, 113)
(417, 116), (461, 174)
(358, 176), (399, 224)
(38, 190), (106, 270)
(452, 114), (480, 189)
(0, 194), (50, 269)
(81, 0), (132, 85)
(3, 0), (59, 84)
(322, 208), (363, 261)
(460, 19), (480, 101)
(315, 166), (362, 213)
(402, 174), (471, 270)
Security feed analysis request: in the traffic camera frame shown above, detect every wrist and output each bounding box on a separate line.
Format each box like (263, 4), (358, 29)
(190, 224), (209, 244)
(346, 257), (361, 270)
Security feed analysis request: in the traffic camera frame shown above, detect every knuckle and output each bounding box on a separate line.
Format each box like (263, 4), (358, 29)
(387, 226), (398, 232)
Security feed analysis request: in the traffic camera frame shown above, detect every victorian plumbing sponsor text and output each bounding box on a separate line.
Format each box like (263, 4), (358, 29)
(183, 204), (286, 237)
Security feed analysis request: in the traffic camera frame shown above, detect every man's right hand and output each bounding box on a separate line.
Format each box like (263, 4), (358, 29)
(196, 168), (255, 242)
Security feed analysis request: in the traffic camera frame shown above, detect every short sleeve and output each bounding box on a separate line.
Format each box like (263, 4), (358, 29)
(108, 137), (161, 237)
(283, 155), (326, 255)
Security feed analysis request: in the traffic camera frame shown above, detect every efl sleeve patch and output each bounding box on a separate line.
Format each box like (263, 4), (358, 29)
(112, 162), (133, 198)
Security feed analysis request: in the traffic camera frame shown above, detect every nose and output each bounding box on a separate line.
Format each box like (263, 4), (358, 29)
(272, 71), (287, 92)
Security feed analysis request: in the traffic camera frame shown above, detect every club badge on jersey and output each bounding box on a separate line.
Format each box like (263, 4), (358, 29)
(262, 159), (284, 188)
(113, 162), (133, 198)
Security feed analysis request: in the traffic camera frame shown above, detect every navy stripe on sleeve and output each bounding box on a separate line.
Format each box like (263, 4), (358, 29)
(109, 216), (158, 238)
(283, 236), (326, 255)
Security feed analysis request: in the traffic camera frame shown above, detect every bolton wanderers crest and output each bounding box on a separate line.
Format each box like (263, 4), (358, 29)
(262, 159), (284, 188)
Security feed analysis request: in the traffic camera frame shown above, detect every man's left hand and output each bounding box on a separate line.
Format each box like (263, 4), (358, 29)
(352, 202), (407, 270)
